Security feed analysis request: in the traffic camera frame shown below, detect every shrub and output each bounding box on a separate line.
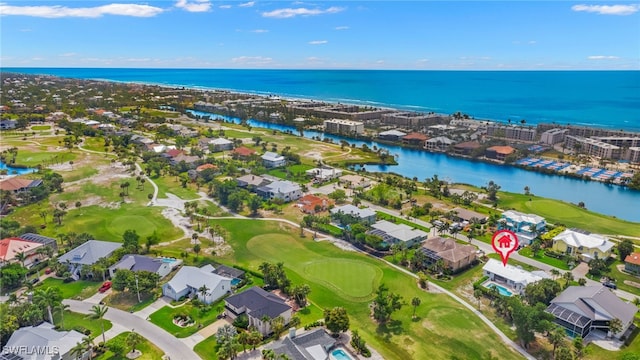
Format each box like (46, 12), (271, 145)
(73, 326), (90, 335)
(303, 320), (324, 330)
(233, 314), (249, 329)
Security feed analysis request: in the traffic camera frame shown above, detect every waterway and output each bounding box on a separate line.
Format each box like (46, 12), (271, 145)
(189, 110), (640, 223)
(0, 160), (35, 175)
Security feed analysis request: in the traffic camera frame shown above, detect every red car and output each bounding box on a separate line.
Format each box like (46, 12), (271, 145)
(98, 281), (112, 293)
(44, 268), (53, 275)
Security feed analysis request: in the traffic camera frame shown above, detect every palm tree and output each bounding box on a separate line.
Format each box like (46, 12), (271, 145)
(81, 336), (94, 360)
(57, 303), (71, 328)
(70, 342), (87, 360)
(33, 287), (62, 325)
(15, 251), (27, 267)
(411, 297), (421, 319)
(87, 305), (108, 344)
(198, 284), (209, 301)
(474, 288), (483, 309)
(550, 269), (560, 280)
(126, 331), (143, 354)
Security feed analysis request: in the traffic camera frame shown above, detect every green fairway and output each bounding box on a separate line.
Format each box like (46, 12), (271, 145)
(31, 125), (51, 131)
(498, 192), (640, 236)
(212, 219), (523, 360)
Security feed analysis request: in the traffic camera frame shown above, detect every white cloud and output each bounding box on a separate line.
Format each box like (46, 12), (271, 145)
(58, 52), (77, 57)
(0, 3), (165, 18)
(308, 40), (328, 45)
(231, 56), (273, 65)
(587, 55), (620, 60)
(528, 40), (537, 45)
(571, 4), (639, 15)
(334, 26), (349, 30)
(239, 1), (255, 7)
(175, 0), (211, 13)
(262, 6), (343, 18)
(219, 5), (231, 9)
(250, 29), (269, 33)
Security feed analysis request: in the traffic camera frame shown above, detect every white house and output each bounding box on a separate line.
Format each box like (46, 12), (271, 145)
(262, 152), (287, 168)
(162, 265), (232, 304)
(256, 180), (303, 202)
(499, 210), (546, 245)
(305, 167), (343, 181)
(206, 138), (234, 152)
(482, 258), (549, 295)
(330, 204), (377, 225)
(3, 322), (89, 360)
(368, 220), (428, 247)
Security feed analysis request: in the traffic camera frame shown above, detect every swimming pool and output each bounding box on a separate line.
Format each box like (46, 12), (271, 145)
(483, 281), (514, 297)
(161, 258), (177, 263)
(231, 278), (241, 286)
(331, 348), (354, 360)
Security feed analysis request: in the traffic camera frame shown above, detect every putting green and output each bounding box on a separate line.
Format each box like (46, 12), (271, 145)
(303, 259), (381, 300)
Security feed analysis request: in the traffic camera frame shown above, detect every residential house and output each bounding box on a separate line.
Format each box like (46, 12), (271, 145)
(402, 132), (429, 147)
(236, 174), (269, 189)
(420, 237), (477, 272)
(196, 163), (218, 173)
(546, 286), (638, 339)
(232, 146), (256, 159)
(256, 180), (303, 202)
(170, 153), (199, 167)
(305, 167), (343, 182)
(425, 136), (454, 151)
(264, 328), (338, 360)
(0, 237), (45, 268)
(262, 151), (287, 168)
(339, 175), (371, 189)
(451, 207), (488, 223)
(624, 252), (640, 275)
(0, 120), (17, 130)
(378, 130), (407, 142)
(453, 141), (482, 156)
(212, 265), (245, 285)
(297, 194), (330, 214)
(0, 177), (43, 194)
(368, 220), (428, 247)
(551, 228), (614, 262)
(18, 233), (58, 252)
(108, 254), (179, 279)
(499, 210), (546, 246)
(330, 204), (377, 225)
(485, 146), (515, 161)
(58, 240), (122, 279)
(224, 286), (293, 336)
(204, 138), (234, 152)
(162, 265), (232, 304)
(482, 258), (549, 295)
(2, 322), (89, 360)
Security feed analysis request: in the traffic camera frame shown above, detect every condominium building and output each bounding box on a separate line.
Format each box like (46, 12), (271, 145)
(380, 112), (447, 128)
(487, 125), (537, 142)
(540, 128), (569, 145)
(564, 135), (622, 160)
(323, 119), (364, 135)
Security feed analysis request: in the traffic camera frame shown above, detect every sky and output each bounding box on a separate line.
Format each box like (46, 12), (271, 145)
(1, 1), (639, 69)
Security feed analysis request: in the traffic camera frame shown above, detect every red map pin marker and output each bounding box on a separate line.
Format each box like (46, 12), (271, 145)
(491, 230), (519, 266)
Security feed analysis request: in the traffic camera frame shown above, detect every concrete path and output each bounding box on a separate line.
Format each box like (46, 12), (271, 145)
(83, 288), (112, 304)
(133, 296), (172, 320)
(64, 299), (201, 360)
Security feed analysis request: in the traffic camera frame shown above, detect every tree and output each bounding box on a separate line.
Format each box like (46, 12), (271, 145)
(126, 331), (143, 354)
(193, 243), (201, 258)
(53, 208), (67, 225)
(270, 316), (286, 339)
(474, 288), (483, 309)
(33, 287), (62, 326)
(328, 189), (347, 203)
(618, 239), (634, 263)
(291, 284), (311, 307)
(81, 336), (94, 360)
(485, 180), (501, 203)
(608, 317), (623, 337)
(370, 283), (404, 324)
(0, 263), (28, 290)
(523, 278), (561, 306)
(248, 328), (262, 350)
(547, 326), (567, 358)
(87, 305), (108, 344)
(573, 335), (584, 359)
(247, 194), (263, 216)
(530, 240), (541, 257)
(237, 330), (250, 353)
(216, 324), (239, 360)
(198, 284), (209, 300)
(70, 342), (87, 360)
(324, 307), (350, 336)
(511, 298), (553, 348)
(411, 297), (421, 319)
(578, 278), (587, 286)
(588, 258), (609, 277)
(122, 229), (140, 253)
(39, 210), (48, 225)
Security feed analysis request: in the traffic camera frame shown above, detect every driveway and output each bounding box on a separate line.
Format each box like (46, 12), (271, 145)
(64, 299), (201, 360)
(83, 288), (112, 304)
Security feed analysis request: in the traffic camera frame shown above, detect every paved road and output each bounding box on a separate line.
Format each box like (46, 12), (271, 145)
(64, 299), (201, 360)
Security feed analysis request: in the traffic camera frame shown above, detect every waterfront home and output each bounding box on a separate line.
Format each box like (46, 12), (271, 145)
(378, 129), (407, 142)
(540, 128), (568, 145)
(58, 240), (122, 279)
(624, 252), (640, 275)
(402, 132), (429, 147)
(256, 180), (303, 202)
(224, 286), (293, 336)
(3, 322), (88, 360)
(368, 220), (428, 248)
(551, 228), (614, 262)
(162, 265), (232, 304)
(420, 237), (477, 272)
(297, 194), (330, 214)
(453, 141), (481, 156)
(236, 174), (269, 189)
(499, 210), (546, 246)
(546, 286), (638, 339)
(108, 254), (179, 279)
(262, 151), (287, 168)
(425, 136), (454, 151)
(330, 204), (377, 225)
(482, 258), (549, 295)
(0, 177), (43, 194)
(305, 167), (343, 182)
(263, 328), (338, 360)
(485, 146), (515, 161)
(0, 237), (45, 268)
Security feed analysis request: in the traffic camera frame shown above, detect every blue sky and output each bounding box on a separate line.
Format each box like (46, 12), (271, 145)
(1, 1), (639, 69)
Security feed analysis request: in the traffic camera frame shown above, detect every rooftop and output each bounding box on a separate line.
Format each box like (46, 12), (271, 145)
(501, 210), (545, 225)
(0, 237), (44, 262)
(624, 252), (640, 266)
(548, 286), (637, 326)
(58, 240), (122, 265)
(225, 286), (291, 319)
(483, 258), (549, 285)
(330, 204), (376, 219)
(553, 228), (614, 253)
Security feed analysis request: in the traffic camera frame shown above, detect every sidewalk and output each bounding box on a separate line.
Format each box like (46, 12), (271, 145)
(134, 296), (172, 319)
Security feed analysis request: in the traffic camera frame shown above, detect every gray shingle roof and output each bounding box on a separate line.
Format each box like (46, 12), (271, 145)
(225, 286), (291, 319)
(213, 265), (245, 279)
(3, 322), (85, 360)
(108, 254), (163, 273)
(58, 240), (122, 265)
(265, 329), (337, 360)
(548, 286), (637, 325)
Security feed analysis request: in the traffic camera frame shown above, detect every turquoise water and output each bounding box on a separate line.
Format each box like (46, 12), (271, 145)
(161, 258), (177, 263)
(331, 349), (353, 360)
(189, 110), (640, 222)
(485, 282), (514, 297)
(231, 278), (241, 286)
(0, 160), (35, 175)
(4, 68), (640, 131)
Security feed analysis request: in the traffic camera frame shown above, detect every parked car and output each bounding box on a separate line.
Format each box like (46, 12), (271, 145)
(98, 281), (112, 293)
(603, 281), (617, 290)
(44, 268), (53, 275)
(30, 278), (39, 284)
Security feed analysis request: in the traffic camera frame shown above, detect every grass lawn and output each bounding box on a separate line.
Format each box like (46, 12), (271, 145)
(267, 164), (314, 182)
(149, 301), (225, 338)
(518, 247), (570, 270)
(38, 278), (103, 300)
(82, 137), (114, 153)
(498, 192), (640, 237)
(194, 335), (220, 360)
(376, 211), (431, 233)
(103, 291), (157, 313)
(211, 219), (523, 360)
(95, 331), (164, 360)
(592, 261), (640, 297)
(15, 151), (77, 167)
(31, 125), (51, 131)
(53, 310), (113, 339)
(153, 175), (201, 200)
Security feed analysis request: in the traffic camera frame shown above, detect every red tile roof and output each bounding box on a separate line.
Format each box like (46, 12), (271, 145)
(0, 237), (43, 261)
(402, 132), (428, 141)
(625, 252), (640, 266)
(233, 146), (256, 157)
(165, 149), (184, 158)
(196, 163), (217, 172)
(487, 145), (515, 155)
(0, 177), (34, 192)
(297, 194), (330, 213)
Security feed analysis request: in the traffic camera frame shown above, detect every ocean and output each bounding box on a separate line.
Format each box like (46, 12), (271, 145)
(4, 68), (640, 132)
